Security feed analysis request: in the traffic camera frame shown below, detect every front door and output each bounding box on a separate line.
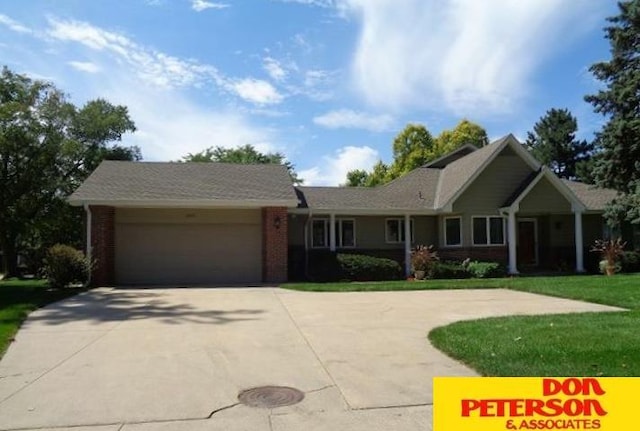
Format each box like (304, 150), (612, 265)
(517, 220), (537, 266)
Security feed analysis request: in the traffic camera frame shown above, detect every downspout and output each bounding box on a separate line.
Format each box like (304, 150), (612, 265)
(304, 209), (312, 280)
(84, 204), (92, 286)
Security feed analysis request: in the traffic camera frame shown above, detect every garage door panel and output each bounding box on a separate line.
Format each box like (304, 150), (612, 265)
(115, 223), (262, 285)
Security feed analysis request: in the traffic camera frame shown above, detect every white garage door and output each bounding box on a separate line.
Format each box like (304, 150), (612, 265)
(115, 214), (262, 285)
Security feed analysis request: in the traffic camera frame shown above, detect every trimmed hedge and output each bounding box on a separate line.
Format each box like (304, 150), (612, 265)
(431, 261), (470, 279)
(337, 253), (403, 281)
(621, 251), (640, 273)
(430, 260), (504, 279)
(465, 261), (503, 278)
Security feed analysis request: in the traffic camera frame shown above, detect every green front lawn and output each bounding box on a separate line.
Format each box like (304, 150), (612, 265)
(284, 273), (640, 305)
(428, 311), (640, 376)
(0, 279), (81, 357)
(283, 277), (512, 292)
(285, 274), (640, 376)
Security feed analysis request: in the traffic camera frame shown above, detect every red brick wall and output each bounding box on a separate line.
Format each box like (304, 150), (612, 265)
(438, 246), (508, 264)
(90, 205), (115, 287)
(262, 207), (288, 283)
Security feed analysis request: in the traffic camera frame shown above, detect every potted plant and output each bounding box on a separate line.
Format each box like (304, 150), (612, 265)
(591, 238), (626, 276)
(411, 245), (438, 280)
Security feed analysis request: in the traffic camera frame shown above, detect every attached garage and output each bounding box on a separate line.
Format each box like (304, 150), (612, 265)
(68, 161), (297, 286)
(115, 208), (262, 285)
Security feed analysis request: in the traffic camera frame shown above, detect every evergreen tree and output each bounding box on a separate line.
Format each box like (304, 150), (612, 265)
(585, 0), (640, 224)
(525, 108), (594, 181)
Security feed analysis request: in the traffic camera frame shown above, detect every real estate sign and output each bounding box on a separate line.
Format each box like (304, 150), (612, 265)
(434, 377), (638, 430)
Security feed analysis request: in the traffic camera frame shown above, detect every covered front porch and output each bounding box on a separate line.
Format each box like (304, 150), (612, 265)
(502, 168), (601, 275)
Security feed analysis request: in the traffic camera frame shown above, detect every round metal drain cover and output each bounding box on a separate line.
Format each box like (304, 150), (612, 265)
(238, 386), (305, 408)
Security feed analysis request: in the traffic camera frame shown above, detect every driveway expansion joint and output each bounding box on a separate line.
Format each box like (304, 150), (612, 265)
(352, 402), (434, 411)
(272, 289), (352, 409)
(306, 384), (336, 394)
(207, 402), (240, 418)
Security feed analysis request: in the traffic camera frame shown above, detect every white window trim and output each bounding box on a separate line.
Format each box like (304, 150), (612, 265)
(311, 218), (357, 249)
(443, 216), (462, 247)
(336, 218), (357, 248)
(472, 216), (506, 246)
(311, 219), (329, 248)
(385, 218), (414, 244)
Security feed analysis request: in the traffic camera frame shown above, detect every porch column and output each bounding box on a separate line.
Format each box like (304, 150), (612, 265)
(508, 209), (519, 274)
(574, 209), (585, 272)
(329, 213), (336, 252)
(404, 214), (411, 277)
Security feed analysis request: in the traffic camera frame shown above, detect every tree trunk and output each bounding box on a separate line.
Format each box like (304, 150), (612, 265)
(1, 238), (19, 278)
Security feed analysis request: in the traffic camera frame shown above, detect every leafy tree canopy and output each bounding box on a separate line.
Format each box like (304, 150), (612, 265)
(0, 66), (137, 276)
(524, 108), (595, 182)
(435, 119), (489, 154)
(344, 119), (489, 187)
(585, 0), (640, 225)
(182, 144), (302, 185)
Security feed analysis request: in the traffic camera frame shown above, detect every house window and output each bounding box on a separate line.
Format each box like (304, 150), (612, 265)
(472, 216), (505, 245)
(386, 218), (414, 243)
(336, 219), (356, 247)
(444, 217), (462, 246)
(311, 218), (356, 248)
(312, 219), (329, 248)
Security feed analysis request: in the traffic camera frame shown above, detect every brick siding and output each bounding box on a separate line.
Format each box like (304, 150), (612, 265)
(262, 207), (288, 283)
(438, 246), (508, 264)
(89, 205), (115, 286)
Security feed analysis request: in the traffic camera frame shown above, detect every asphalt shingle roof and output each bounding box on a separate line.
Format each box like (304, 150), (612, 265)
(69, 161), (298, 204)
(562, 179), (618, 211)
(69, 137), (616, 213)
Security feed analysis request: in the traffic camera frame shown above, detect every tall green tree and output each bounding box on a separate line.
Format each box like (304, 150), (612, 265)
(182, 144), (302, 184)
(435, 119), (489, 154)
(585, 0), (640, 225)
(524, 108), (594, 181)
(386, 124), (437, 180)
(344, 169), (368, 187)
(345, 120), (489, 187)
(0, 67), (137, 276)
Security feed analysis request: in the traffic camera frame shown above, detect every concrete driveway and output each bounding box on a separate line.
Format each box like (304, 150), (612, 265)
(0, 287), (619, 431)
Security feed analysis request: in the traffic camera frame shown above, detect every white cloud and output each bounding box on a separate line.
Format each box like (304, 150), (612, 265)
(47, 18), (287, 107)
(83, 62), (277, 161)
(340, 0), (605, 116)
(68, 61), (100, 73)
(313, 109), (394, 132)
(191, 0), (230, 12)
(229, 78), (284, 105)
(300, 145), (379, 186)
(36, 18), (280, 161)
(263, 57), (287, 81)
(48, 18), (222, 89)
(0, 14), (32, 34)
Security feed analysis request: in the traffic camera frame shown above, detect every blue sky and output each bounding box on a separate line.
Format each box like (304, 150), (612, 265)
(0, 0), (618, 185)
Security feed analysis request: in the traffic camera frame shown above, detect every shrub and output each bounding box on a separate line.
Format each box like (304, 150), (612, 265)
(336, 253), (403, 281)
(411, 244), (439, 277)
(465, 261), (503, 278)
(43, 244), (91, 288)
(307, 250), (342, 282)
(620, 251), (640, 273)
(591, 238), (626, 274)
(431, 261), (470, 279)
